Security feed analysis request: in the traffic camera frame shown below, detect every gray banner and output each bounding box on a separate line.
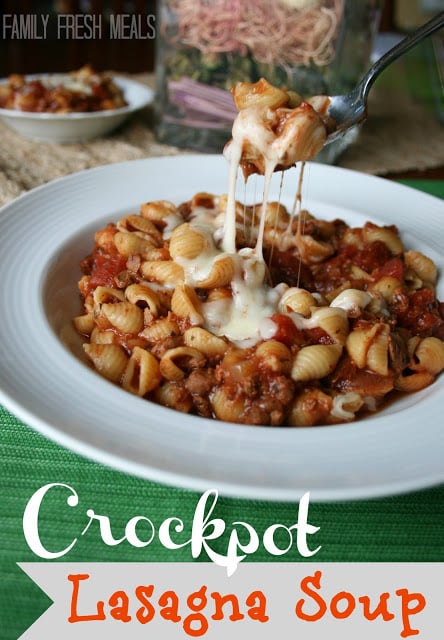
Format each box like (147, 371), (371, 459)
(18, 562), (442, 639)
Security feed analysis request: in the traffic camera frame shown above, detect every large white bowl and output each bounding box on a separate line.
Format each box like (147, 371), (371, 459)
(0, 75), (153, 143)
(0, 156), (443, 501)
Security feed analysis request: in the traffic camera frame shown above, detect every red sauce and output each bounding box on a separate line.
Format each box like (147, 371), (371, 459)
(305, 326), (334, 345)
(83, 248), (127, 296)
(373, 256), (404, 281)
(396, 288), (444, 336)
(270, 313), (303, 347)
(354, 241), (392, 272)
(265, 248), (314, 289)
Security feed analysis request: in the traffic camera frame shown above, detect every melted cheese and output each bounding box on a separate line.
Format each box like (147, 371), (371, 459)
(173, 94), (329, 345)
(204, 268), (280, 348)
(330, 289), (372, 313)
(174, 224), (221, 286)
(41, 74), (94, 95)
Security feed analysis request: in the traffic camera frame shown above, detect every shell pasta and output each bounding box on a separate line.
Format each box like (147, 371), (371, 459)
(73, 193), (444, 426)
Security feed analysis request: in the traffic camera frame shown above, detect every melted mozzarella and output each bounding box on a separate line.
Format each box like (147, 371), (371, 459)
(41, 74), (94, 94)
(174, 224), (221, 286)
(162, 213), (183, 239)
(208, 251), (281, 346)
(173, 97), (328, 345)
(330, 289), (372, 314)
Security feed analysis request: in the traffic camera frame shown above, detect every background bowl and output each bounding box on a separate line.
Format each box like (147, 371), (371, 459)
(0, 75), (153, 143)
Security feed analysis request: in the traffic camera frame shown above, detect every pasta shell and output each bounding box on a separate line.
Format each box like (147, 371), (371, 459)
(155, 381), (193, 413)
(210, 388), (245, 423)
(276, 104), (327, 166)
(196, 255), (235, 288)
(411, 337), (444, 375)
(94, 225), (118, 249)
(350, 265), (372, 281)
(370, 277), (402, 302)
(114, 231), (156, 259)
(291, 344), (342, 382)
(169, 223), (208, 260)
(144, 247), (171, 261)
(366, 329), (389, 376)
(404, 250), (437, 285)
(295, 234), (334, 264)
(191, 192), (217, 209)
(184, 327), (228, 358)
(93, 286), (125, 307)
(404, 268), (423, 291)
(346, 324), (380, 369)
(83, 343), (127, 382)
(342, 228), (364, 249)
(171, 285), (203, 325)
(255, 340), (292, 373)
(141, 318), (180, 342)
(101, 301), (144, 334)
(395, 371), (435, 392)
(122, 347), (161, 396)
(314, 307), (349, 346)
(125, 283), (160, 317)
(330, 392), (365, 421)
(363, 223), (403, 255)
(141, 260), (184, 286)
(72, 313), (94, 335)
(263, 226), (295, 252)
(117, 214), (162, 245)
(90, 328), (115, 344)
(140, 200), (177, 223)
(288, 389), (332, 426)
(206, 287), (232, 302)
(279, 287), (316, 316)
(232, 78), (289, 110)
(160, 346), (206, 381)
(261, 201), (289, 228)
(407, 336), (422, 359)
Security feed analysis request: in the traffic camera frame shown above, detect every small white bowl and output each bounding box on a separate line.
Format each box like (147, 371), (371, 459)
(0, 75), (153, 143)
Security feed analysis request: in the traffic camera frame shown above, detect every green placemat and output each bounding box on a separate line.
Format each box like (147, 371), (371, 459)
(1, 180), (443, 639)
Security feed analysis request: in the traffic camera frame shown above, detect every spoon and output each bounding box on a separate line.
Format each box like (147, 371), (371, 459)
(325, 11), (444, 143)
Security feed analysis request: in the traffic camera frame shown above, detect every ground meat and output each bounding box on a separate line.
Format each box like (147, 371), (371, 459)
(185, 369), (216, 395)
(192, 395), (214, 418)
(150, 335), (184, 359)
(269, 375), (295, 405)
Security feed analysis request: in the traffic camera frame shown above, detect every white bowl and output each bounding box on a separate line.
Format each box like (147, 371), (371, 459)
(1, 156), (444, 501)
(0, 75), (153, 143)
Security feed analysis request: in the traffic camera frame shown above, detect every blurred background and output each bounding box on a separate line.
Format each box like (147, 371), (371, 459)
(0, 0), (442, 172)
(0, 0), (441, 76)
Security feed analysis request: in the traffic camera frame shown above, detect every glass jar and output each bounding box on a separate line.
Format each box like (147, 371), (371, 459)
(154, 0), (382, 161)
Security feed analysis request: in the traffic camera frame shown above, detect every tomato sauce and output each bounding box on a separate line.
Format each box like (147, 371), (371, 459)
(395, 288), (444, 336)
(82, 247), (128, 297)
(270, 314), (304, 347)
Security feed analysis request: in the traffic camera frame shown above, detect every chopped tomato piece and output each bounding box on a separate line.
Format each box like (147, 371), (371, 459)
(83, 249), (127, 296)
(270, 314), (303, 346)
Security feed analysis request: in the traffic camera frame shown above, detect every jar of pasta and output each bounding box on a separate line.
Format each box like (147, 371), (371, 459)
(154, 0), (382, 159)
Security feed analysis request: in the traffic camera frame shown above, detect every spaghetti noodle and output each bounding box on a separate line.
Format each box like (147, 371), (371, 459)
(165, 0), (344, 68)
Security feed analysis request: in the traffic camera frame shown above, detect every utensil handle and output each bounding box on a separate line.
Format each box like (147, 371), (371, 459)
(360, 11), (444, 100)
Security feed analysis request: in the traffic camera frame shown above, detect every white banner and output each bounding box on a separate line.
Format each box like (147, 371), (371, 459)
(18, 562), (442, 639)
